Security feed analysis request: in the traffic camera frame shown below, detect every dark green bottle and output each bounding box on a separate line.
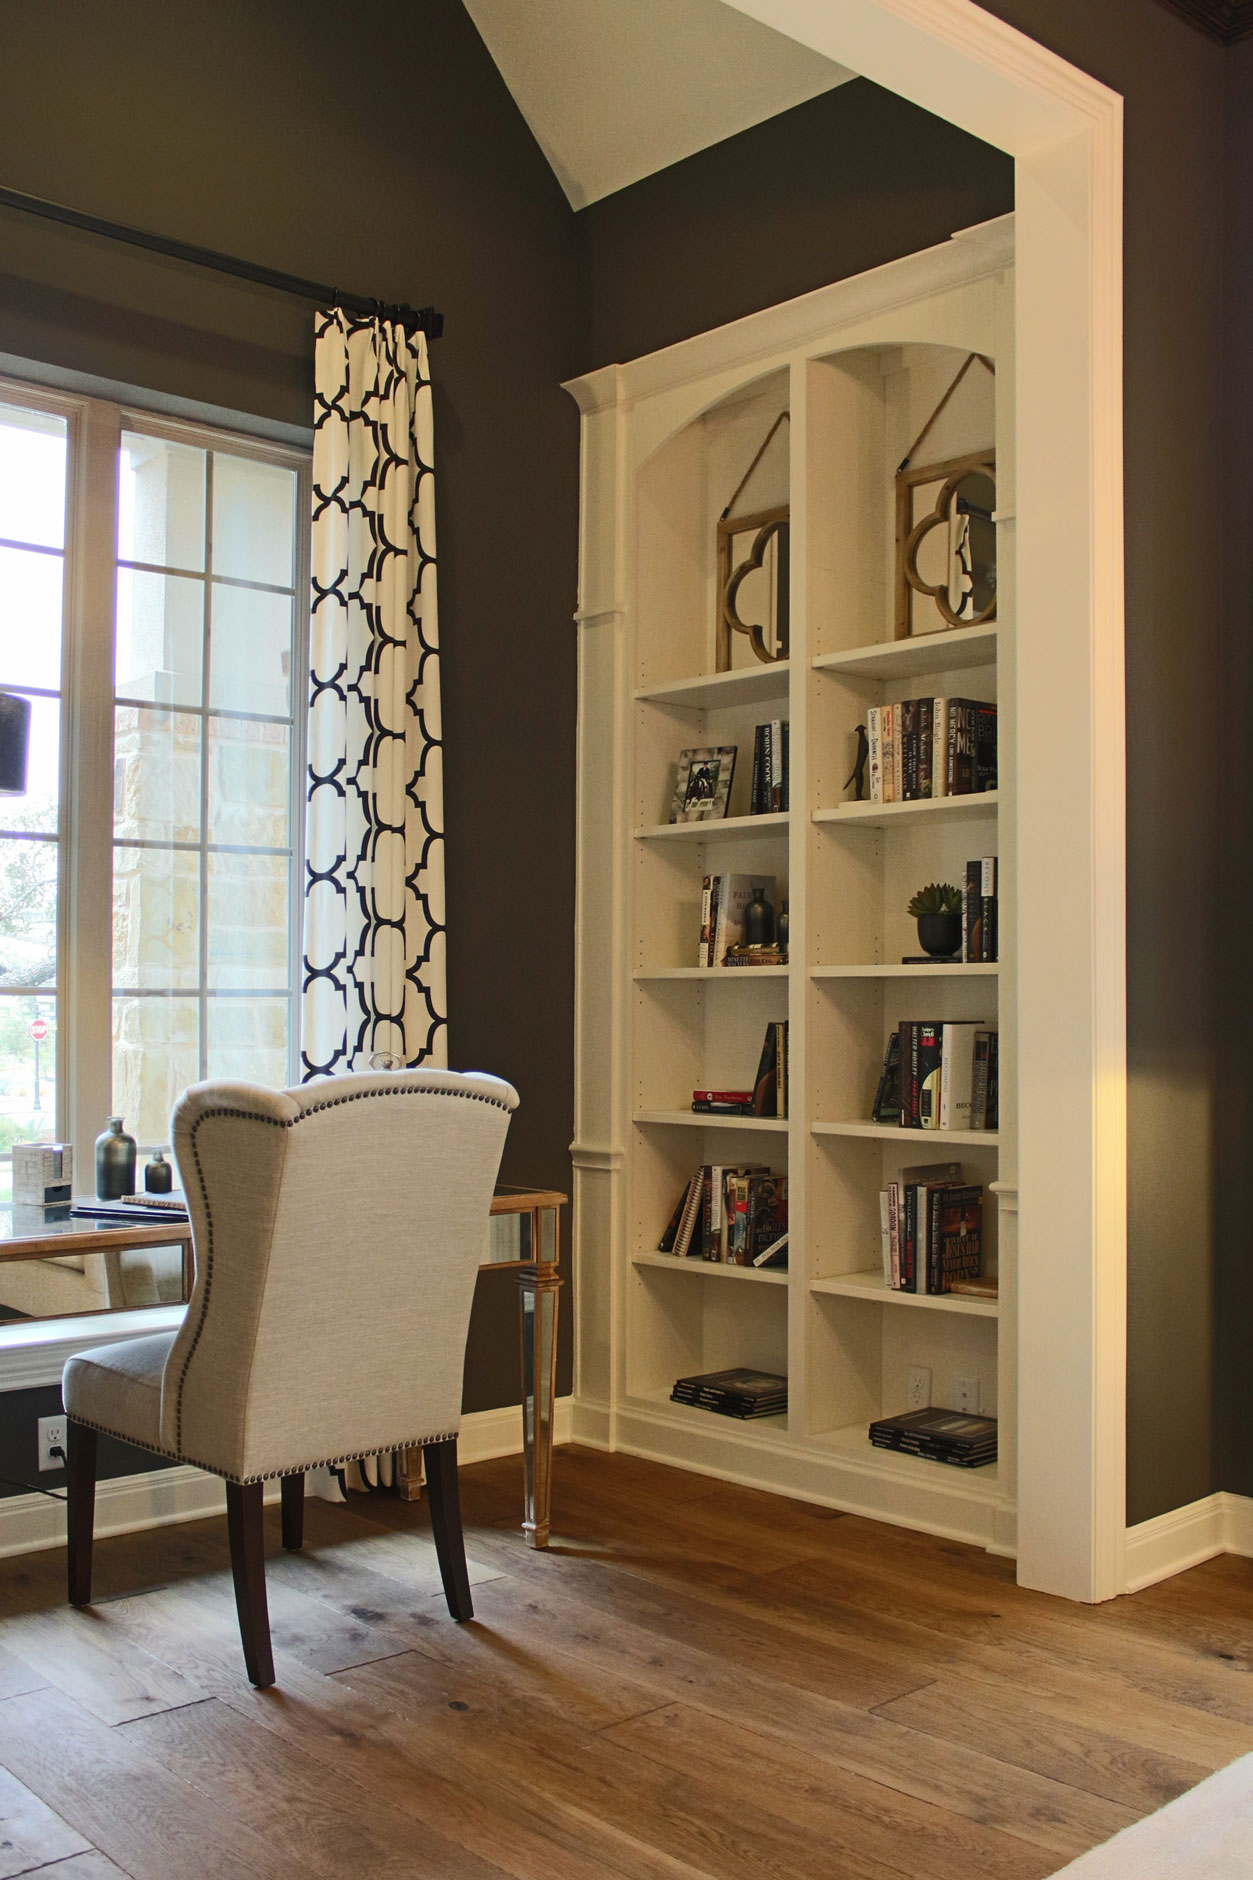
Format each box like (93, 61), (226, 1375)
(95, 1117), (136, 1199)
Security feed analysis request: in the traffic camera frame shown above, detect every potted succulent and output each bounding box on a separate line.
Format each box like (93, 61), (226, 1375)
(908, 882), (962, 959)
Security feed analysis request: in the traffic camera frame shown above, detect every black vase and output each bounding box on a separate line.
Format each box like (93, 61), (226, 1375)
(144, 1150), (174, 1194)
(95, 1117), (137, 1199)
(916, 912), (961, 958)
(743, 885), (776, 948)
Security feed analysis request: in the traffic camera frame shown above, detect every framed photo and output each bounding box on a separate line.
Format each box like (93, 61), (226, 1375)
(669, 746), (737, 823)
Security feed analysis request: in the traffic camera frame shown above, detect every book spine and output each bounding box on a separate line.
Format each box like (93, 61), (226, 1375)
(882, 704), (895, 804)
(750, 726), (764, 815)
(888, 1181), (901, 1288)
(986, 1033), (999, 1131)
(932, 698), (947, 797)
(981, 855), (998, 963)
(970, 1030), (991, 1131)
(700, 1167), (716, 1260)
(928, 1185), (946, 1293)
(770, 719), (783, 812)
(867, 706), (883, 803)
(763, 723), (773, 813)
(775, 1019), (787, 1117)
(706, 875), (722, 967)
(940, 1023), (978, 1132)
(918, 697), (933, 799)
(900, 699), (916, 800)
(903, 1183), (916, 1291)
(711, 874), (728, 966)
(966, 859), (983, 964)
(975, 702), (998, 792)
(780, 719), (789, 812)
(892, 703), (904, 803)
(902, 1021), (919, 1129)
(879, 1190), (891, 1284)
(699, 874), (713, 968)
(918, 1021), (942, 1130)
(949, 700), (976, 795)
(673, 1173), (704, 1258)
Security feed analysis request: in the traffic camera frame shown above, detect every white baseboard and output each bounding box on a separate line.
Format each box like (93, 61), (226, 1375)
(1124, 1492), (1253, 1593)
(0, 1396), (574, 1561)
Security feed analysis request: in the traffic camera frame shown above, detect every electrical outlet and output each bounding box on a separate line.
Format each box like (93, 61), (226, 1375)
(955, 1375), (981, 1415)
(906, 1365), (932, 1411)
(37, 1415), (67, 1472)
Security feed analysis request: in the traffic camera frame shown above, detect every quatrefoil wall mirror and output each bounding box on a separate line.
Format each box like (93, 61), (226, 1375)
(896, 449), (996, 636)
(716, 409), (789, 670)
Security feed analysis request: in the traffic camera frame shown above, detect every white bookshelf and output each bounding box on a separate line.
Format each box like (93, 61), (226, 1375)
(566, 221), (1017, 1559)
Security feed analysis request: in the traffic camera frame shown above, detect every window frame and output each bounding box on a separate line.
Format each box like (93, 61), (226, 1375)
(0, 373), (310, 1357)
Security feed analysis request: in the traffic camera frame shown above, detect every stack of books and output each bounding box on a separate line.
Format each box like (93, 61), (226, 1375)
(749, 721), (789, 813)
(671, 1367), (788, 1419)
(869, 1407), (997, 1468)
(961, 857), (998, 962)
(658, 1167), (788, 1265)
(877, 1162), (983, 1293)
(866, 697), (996, 802)
(873, 1021), (998, 1131)
(698, 873), (776, 967)
(691, 1019), (788, 1118)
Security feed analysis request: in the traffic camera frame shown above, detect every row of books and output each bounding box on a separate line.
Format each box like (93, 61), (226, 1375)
(877, 1162), (983, 1293)
(869, 1407), (997, 1468)
(866, 697), (996, 802)
(872, 1021), (999, 1131)
(672, 1367), (787, 1419)
(961, 857), (998, 963)
(691, 1020), (789, 1118)
(749, 721), (790, 814)
(657, 1166), (788, 1266)
(698, 873), (782, 967)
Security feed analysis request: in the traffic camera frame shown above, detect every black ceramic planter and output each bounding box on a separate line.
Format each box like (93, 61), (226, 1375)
(916, 912), (962, 959)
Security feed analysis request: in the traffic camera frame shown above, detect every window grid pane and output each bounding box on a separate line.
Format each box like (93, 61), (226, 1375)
(113, 432), (301, 1139)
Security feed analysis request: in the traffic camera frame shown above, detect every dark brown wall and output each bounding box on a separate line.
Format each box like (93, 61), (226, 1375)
(0, 0), (582, 1437)
(1214, 37), (1253, 1499)
(577, 8), (1229, 1528)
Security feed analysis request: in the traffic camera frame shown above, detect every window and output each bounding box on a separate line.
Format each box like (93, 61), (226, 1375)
(0, 379), (309, 1293)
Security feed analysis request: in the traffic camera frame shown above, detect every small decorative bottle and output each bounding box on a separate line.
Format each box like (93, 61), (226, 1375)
(95, 1117), (137, 1200)
(777, 903), (789, 955)
(144, 1149), (174, 1194)
(743, 884), (776, 948)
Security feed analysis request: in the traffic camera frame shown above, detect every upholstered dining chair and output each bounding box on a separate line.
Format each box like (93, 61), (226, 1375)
(61, 1067), (517, 1688)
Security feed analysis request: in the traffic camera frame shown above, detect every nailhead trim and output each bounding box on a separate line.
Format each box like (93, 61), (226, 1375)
(64, 1410), (460, 1487)
(174, 1082), (510, 1456)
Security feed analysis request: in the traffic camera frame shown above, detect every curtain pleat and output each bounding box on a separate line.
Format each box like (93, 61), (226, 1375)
(302, 309), (446, 1078)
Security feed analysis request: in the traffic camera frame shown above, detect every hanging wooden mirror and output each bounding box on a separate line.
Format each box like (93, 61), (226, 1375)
(716, 411), (789, 669)
(894, 354), (996, 638)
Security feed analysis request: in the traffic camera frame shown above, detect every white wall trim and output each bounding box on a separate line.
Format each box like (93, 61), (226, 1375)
(1123, 1493), (1253, 1594)
(0, 1396), (574, 1560)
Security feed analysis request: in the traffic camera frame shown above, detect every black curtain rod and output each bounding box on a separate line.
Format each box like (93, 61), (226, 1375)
(0, 182), (444, 340)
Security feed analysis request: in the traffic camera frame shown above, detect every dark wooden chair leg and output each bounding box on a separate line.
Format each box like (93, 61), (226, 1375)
(280, 1472), (304, 1551)
(66, 1418), (97, 1608)
(226, 1481), (274, 1687)
(423, 1436), (473, 1621)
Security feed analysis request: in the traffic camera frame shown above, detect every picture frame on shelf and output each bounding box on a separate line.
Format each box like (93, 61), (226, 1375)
(669, 746), (737, 823)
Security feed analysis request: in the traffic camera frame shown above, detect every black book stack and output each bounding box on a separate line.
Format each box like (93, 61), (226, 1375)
(671, 1367), (787, 1420)
(868, 1407), (997, 1468)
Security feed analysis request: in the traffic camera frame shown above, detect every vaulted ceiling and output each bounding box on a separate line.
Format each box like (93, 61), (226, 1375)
(461, 0), (854, 211)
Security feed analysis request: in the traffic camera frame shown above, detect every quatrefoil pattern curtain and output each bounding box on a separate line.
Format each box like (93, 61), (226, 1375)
(301, 309), (447, 1079)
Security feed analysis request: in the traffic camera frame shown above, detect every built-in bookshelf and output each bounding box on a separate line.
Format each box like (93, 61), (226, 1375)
(567, 220), (1017, 1556)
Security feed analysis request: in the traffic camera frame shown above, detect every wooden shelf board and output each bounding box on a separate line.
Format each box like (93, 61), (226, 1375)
(811, 624), (997, 681)
(811, 963), (998, 980)
(635, 662), (790, 712)
(635, 966), (790, 981)
(811, 1420), (1000, 1495)
(811, 1269), (999, 1316)
(635, 1110), (789, 1132)
(636, 812), (789, 842)
(633, 1250), (788, 1286)
(812, 1121), (999, 1147)
(813, 792), (998, 830)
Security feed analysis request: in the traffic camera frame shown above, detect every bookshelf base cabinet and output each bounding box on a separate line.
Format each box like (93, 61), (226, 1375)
(567, 221), (1020, 1566)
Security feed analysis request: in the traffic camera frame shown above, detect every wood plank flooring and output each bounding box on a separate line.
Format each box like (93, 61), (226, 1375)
(0, 1447), (1245, 1877)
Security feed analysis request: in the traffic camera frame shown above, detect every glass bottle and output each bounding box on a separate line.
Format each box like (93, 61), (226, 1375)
(95, 1117), (137, 1200)
(144, 1149), (174, 1194)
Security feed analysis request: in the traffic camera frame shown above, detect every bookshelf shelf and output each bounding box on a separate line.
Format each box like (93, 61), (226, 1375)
(811, 624), (997, 681)
(570, 226), (1015, 1558)
(811, 1121), (999, 1147)
(635, 966), (790, 981)
(810, 1269), (999, 1317)
(634, 1110), (790, 1133)
(635, 812), (789, 843)
(810, 964), (998, 981)
(633, 1250), (789, 1286)
(635, 662), (790, 712)
(813, 793), (998, 831)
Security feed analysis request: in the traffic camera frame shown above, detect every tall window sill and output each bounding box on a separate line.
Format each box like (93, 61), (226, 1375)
(0, 1306), (186, 1391)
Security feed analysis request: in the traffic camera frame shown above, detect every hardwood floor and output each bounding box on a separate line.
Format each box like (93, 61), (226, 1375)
(0, 1446), (1246, 1878)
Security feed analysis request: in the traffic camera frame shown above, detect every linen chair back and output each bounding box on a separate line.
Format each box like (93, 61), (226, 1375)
(160, 1068), (517, 1483)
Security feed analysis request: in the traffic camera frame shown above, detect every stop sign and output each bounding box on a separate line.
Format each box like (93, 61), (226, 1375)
(28, 1019), (47, 1042)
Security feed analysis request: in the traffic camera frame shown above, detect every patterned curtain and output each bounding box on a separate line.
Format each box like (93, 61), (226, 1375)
(301, 308), (446, 1081)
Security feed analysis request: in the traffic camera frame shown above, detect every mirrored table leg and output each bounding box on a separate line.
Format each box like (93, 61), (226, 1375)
(518, 1228), (561, 1548)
